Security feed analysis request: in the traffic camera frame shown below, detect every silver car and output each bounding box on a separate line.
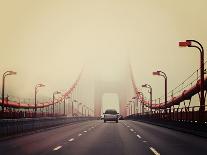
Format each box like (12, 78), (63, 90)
(103, 109), (119, 123)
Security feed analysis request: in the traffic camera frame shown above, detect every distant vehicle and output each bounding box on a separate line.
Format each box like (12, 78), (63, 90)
(103, 109), (119, 123)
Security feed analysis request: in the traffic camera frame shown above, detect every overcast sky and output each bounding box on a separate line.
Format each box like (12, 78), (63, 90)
(0, 0), (206, 109)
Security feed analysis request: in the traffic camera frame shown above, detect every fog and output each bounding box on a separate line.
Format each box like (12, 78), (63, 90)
(0, 0), (206, 108)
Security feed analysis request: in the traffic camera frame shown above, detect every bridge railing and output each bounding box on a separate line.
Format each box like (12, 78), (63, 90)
(0, 116), (97, 138)
(151, 61), (207, 107)
(126, 105), (207, 123)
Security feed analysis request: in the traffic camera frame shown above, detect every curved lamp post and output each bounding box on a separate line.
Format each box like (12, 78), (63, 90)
(142, 84), (152, 114)
(72, 99), (78, 116)
(35, 83), (45, 117)
(153, 71), (167, 107)
(53, 91), (61, 116)
(82, 105), (85, 116)
(179, 40), (205, 121)
(78, 102), (82, 115)
(2, 71), (17, 112)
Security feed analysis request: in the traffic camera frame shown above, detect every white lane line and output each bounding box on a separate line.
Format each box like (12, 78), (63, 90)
(130, 129), (134, 132)
(143, 140), (147, 143)
(127, 126), (130, 128)
(78, 133), (82, 136)
(53, 146), (62, 151)
(68, 138), (74, 142)
(136, 134), (142, 139)
(149, 147), (160, 155)
(84, 130), (87, 133)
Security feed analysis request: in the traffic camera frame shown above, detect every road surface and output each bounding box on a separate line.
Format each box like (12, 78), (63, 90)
(0, 120), (207, 155)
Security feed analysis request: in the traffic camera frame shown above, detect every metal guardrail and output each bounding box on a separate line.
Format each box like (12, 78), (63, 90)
(0, 116), (97, 138)
(126, 105), (207, 123)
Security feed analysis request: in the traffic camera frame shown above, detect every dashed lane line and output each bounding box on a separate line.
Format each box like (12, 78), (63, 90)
(84, 130), (87, 133)
(149, 147), (160, 155)
(78, 133), (82, 136)
(130, 129), (134, 132)
(68, 138), (74, 142)
(136, 134), (142, 139)
(53, 146), (62, 151)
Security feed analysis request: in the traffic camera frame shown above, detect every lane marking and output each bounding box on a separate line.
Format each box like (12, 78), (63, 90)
(78, 133), (82, 136)
(137, 134), (141, 139)
(143, 140), (147, 143)
(84, 130), (87, 133)
(53, 146), (62, 151)
(149, 147), (160, 155)
(127, 126), (130, 128)
(68, 138), (74, 142)
(130, 129), (134, 132)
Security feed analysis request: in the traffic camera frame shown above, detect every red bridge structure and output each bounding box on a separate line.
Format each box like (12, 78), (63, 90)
(128, 40), (207, 123)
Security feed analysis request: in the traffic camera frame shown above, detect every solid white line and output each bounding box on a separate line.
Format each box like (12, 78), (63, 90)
(149, 147), (160, 155)
(78, 133), (82, 136)
(68, 138), (74, 142)
(136, 134), (141, 139)
(53, 146), (62, 151)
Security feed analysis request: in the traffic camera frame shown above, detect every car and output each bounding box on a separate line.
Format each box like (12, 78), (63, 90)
(103, 109), (119, 123)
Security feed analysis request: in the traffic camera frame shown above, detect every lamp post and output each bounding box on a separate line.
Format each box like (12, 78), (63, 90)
(142, 84), (152, 114)
(153, 71), (167, 107)
(53, 91), (61, 116)
(2, 71), (17, 112)
(132, 96), (138, 114)
(179, 40), (205, 122)
(72, 99), (77, 116)
(82, 105), (85, 116)
(138, 92), (145, 115)
(35, 83), (45, 117)
(129, 101), (132, 115)
(78, 102), (82, 115)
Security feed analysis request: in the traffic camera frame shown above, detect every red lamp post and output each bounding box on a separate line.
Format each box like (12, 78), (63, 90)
(179, 40), (205, 122)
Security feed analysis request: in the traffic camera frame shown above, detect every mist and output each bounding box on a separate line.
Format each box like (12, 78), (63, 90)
(0, 0), (206, 108)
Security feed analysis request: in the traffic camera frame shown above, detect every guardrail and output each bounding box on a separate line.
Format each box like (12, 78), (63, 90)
(0, 116), (96, 138)
(126, 105), (207, 123)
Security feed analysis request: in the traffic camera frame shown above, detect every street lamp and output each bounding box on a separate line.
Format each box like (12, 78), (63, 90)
(53, 91), (61, 116)
(1, 71), (17, 112)
(179, 40), (205, 121)
(72, 99), (77, 116)
(82, 105), (85, 116)
(142, 84), (152, 114)
(78, 102), (82, 115)
(129, 101), (132, 115)
(132, 96), (139, 114)
(153, 71), (167, 107)
(35, 83), (45, 117)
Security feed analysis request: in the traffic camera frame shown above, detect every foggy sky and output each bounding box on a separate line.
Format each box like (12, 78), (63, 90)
(0, 0), (206, 108)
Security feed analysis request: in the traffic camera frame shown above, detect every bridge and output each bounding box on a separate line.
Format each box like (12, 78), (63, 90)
(1, 1), (207, 155)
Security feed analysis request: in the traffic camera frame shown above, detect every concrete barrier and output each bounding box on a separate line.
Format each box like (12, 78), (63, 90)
(0, 116), (96, 138)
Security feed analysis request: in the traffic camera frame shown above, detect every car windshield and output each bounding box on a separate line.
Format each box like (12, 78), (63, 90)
(105, 110), (117, 114)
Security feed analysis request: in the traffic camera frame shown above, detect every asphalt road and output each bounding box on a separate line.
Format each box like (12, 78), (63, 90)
(0, 120), (207, 155)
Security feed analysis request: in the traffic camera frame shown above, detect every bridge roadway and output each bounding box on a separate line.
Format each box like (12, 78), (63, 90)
(0, 120), (207, 155)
